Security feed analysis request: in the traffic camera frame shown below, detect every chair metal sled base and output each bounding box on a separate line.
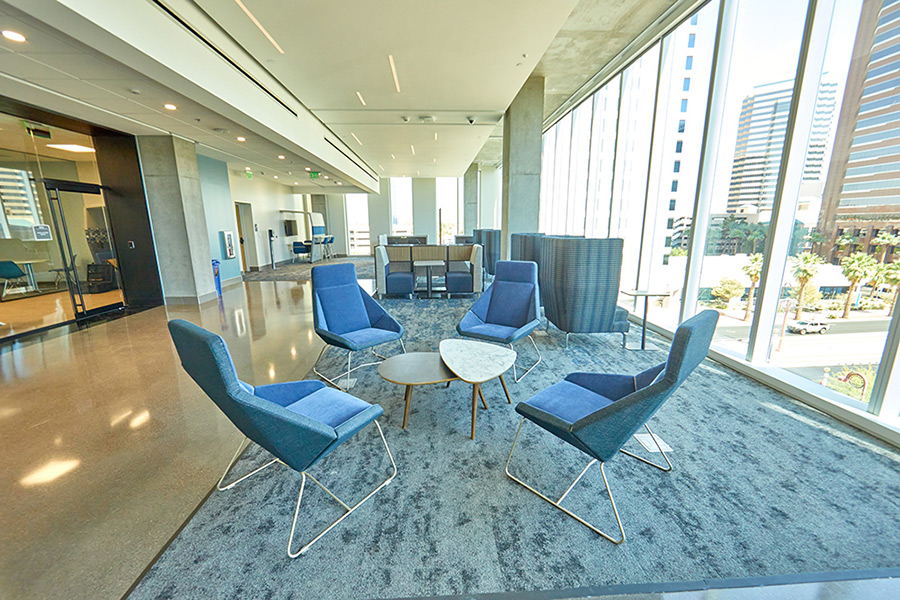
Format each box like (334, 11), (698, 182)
(504, 419), (625, 544)
(216, 421), (397, 557)
(313, 339), (405, 391)
(509, 334), (541, 383)
(619, 423), (672, 472)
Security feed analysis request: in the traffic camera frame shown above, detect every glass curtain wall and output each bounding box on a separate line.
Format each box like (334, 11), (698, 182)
(537, 0), (900, 426)
(389, 177), (414, 235)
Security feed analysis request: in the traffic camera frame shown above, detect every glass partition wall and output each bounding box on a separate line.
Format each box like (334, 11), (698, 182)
(0, 112), (124, 341)
(538, 0), (900, 432)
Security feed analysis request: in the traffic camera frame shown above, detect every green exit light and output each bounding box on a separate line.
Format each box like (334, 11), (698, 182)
(309, 171), (320, 179)
(246, 171), (253, 179)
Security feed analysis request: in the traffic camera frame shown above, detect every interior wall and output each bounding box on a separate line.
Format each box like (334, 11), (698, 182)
(227, 170), (304, 267)
(412, 178), (437, 243)
(367, 178), (392, 251)
(480, 167), (501, 229)
(197, 155), (241, 282)
(324, 194), (349, 256)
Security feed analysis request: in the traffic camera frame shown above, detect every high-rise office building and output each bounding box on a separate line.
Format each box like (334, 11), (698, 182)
(818, 0), (900, 263)
(726, 78), (837, 214)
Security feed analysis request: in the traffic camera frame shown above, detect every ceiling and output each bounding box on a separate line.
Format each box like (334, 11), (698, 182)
(0, 0), (692, 186)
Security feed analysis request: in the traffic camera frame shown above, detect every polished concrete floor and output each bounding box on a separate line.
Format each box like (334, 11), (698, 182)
(0, 280), (323, 600)
(0, 287), (125, 338)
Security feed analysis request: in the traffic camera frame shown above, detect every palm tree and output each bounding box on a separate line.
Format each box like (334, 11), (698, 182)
(840, 252), (878, 319)
(746, 223), (767, 254)
(741, 253), (763, 321)
(869, 263), (888, 298)
(871, 230), (900, 264)
(722, 216), (747, 255)
(835, 233), (858, 259)
(884, 263), (900, 317)
(791, 252), (823, 319)
(804, 230), (825, 253)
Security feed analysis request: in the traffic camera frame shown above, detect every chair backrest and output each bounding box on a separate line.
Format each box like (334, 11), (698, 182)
(293, 241), (309, 253)
(0, 261), (26, 279)
(167, 319), (337, 471)
(311, 263), (371, 335)
(571, 310), (719, 462)
(411, 245), (446, 261)
(484, 260), (539, 328)
(448, 244), (472, 262)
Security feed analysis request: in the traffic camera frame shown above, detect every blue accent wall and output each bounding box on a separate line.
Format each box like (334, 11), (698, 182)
(197, 155), (241, 282)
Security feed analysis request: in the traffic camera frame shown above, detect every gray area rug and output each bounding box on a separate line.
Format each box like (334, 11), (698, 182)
(241, 256), (375, 282)
(130, 298), (900, 600)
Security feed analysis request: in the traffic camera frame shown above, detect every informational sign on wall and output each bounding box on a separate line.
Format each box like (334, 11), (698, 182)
(33, 224), (52, 241)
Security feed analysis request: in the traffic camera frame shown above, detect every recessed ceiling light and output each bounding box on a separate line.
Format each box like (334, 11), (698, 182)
(304, 167), (311, 171)
(245, 166), (251, 171)
(234, 0), (285, 54)
(323, 175), (329, 179)
(355, 91), (366, 106)
(274, 175), (278, 179)
(410, 145), (415, 155)
(390, 153), (396, 159)
(293, 181), (298, 185)
(388, 54), (401, 93)
(337, 182), (342, 186)
(434, 132), (438, 141)
(236, 136), (246, 142)
(351, 132), (363, 146)
(2, 30), (26, 43)
(164, 103), (177, 111)
(433, 158), (436, 163)
(278, 154), (285, 160)
(46, 144), (95, 153)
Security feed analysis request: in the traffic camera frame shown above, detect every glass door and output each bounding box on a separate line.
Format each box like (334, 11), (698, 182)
(44, 179), (124, 319)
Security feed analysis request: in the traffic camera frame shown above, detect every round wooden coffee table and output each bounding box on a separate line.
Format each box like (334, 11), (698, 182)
(378, 352), (458, 429)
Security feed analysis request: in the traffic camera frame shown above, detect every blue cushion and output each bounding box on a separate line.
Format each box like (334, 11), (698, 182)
(251, 380), (327, 407)
(446, 271), (473, 292)
(485, 280), (534, 328)
(522, 380), (614, 425)
(341, 327), (402, 349)
(284, 387), (371, 428)
(386, 272), (415, 294)
(317, 284), (370, 334)
(459, 322), (519, 343)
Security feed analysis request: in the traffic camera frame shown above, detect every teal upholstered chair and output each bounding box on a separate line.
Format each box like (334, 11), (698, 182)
(312, 263), (405, 390)
(505, 310), (718, 543)
(168, 319), (396, 557)
(0, 261), (28, 298)
(457, 260), (542, 382)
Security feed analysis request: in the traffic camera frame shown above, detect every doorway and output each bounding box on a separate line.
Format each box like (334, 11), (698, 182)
(234, 202), (257, 270)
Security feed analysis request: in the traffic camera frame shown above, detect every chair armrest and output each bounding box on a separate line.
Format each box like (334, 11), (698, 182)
(516, 401), (577, 432)
(253, 380), (327, 408)
(508, 318), (542, 343)
(457, 310), (485, 335)
(635, 362), (666, 389)
(564, 373), (636, 401)
(315, 327), (354, 350)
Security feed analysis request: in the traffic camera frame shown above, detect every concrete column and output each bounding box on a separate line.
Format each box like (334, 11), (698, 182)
(501, 76), (544, 259)
(412, 178), (438, 243)
(480, 166), (502, 229)
(367, 178), (392, 251)
(463, 164), (478, 233)
(137, 135), (215, 304)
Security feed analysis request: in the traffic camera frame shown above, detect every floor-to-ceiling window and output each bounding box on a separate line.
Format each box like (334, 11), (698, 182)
(436, 177), (461, 244)
(537, 0), (900, 437)
(390, 177), (414, 235)
(345, 194), (370, 255)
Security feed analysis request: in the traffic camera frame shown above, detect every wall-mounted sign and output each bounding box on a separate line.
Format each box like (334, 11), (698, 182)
(33, 224), (52, 241)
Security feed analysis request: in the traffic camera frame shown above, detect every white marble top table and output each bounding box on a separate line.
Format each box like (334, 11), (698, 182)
(440, 339), (516, 439)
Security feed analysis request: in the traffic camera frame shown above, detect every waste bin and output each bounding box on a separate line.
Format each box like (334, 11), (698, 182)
(212, 259), (222, 296)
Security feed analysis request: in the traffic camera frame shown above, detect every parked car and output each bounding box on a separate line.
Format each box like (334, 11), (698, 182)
(787, 320), (830, 335)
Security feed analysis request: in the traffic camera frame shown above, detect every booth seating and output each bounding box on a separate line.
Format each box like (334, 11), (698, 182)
(374, 244), (483, 298)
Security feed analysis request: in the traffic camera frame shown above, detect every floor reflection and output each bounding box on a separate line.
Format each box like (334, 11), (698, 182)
(0, 280), (325, 600)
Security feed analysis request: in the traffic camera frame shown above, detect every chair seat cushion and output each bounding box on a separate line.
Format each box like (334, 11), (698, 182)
(519, 380), (614, 425)
(386, 272), (414, 294)
(284, 387), (371, 428)
(459, 322), (519, 344)
(342, 326), (402, 349)
(446, 271), (473, 292)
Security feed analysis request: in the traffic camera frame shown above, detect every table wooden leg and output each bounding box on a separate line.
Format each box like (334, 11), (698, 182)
(499, 374), (511, 404)
(402, 385), (413, 429)
(471, 384), (480, 439)
(478, 387), (488, 409)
